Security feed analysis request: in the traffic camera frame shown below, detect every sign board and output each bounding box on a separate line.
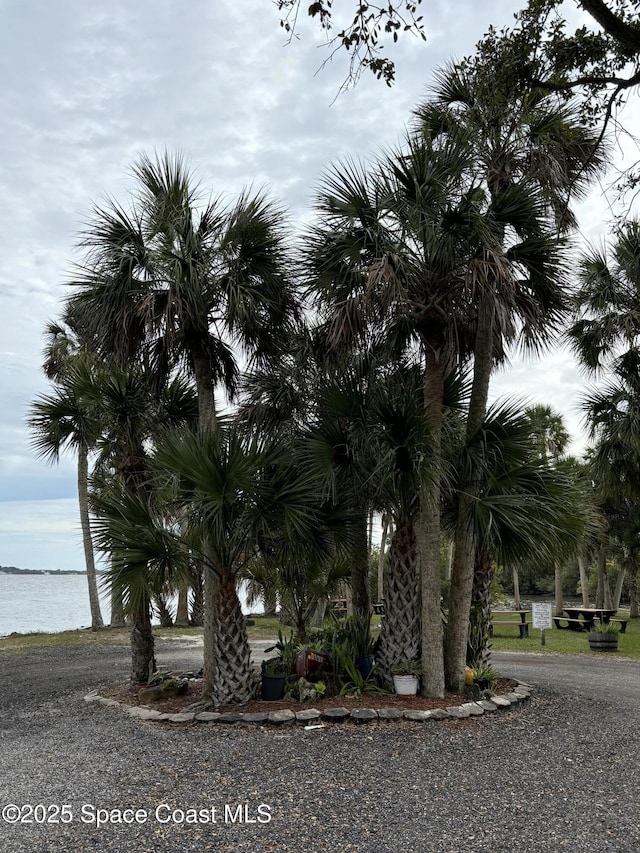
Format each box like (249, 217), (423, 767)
(532, 602), (553, 630)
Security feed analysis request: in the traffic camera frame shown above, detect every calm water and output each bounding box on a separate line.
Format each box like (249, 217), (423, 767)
(0, 573), (111, 636)
(0, 573), (253, 637)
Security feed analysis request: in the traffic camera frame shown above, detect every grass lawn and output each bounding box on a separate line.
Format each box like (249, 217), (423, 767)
(2, 612), (639, 659)
(0, 615), (282, 653)
(489, 609), (640, 658)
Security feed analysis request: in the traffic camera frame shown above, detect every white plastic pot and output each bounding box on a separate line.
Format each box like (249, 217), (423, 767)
(392, 674), (418, 696)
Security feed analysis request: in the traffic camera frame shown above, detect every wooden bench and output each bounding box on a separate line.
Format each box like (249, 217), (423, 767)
(488, 620), (529, 639)
(553, 616), (585, 631)
(609, 618), (629, 634)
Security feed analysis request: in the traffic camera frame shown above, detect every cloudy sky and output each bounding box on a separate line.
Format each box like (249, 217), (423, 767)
(0, 0), (633, 572)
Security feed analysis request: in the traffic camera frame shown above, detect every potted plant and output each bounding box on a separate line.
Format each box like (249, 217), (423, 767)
(471, 660), (497, 692)
(588, 621), (619, 652)
(260, 657), (288, 700)
(344, 614), (375, 678)
(390, 660), (421, 696)
(261, 630), (298, 699)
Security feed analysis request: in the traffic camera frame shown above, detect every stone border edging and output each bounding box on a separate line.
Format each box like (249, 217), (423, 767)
(84, 681), (532, 726)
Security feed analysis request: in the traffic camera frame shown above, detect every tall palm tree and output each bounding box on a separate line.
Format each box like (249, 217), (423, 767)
(67, 151), (300, 698)
(28, 358), (104, 629)
(305, 115), (577, 693)
(414, 61), (604, 691)
(305, 134), (488, 696)
(90, 363), (198, 682)
(242, 331), (386, 621)
(567, 221), (640, 373)
(445, 403), (585, 666)
(369, 361), (436, 676)
(568, 221), (640, 615)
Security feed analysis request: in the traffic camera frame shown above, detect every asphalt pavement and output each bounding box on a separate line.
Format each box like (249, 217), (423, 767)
(1, 638), (639, 853)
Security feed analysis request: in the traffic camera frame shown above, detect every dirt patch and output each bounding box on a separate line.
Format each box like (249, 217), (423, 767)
(99, 677), (518, 715)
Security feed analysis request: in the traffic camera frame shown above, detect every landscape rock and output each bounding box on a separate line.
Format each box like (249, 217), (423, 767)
(216, 712), (244, 724)
(295, 709), (322, 724)
(168, 712), (196, 723)
(268, 710), (296, 725)
(127, 707), (163, 720)
(427, 708), (450, 720)
(490, 695), (512, 708)
(321, 707), (350, 722)
(446, 706), (471, 719)
(403, 710), (434, 722)
(460, 702), (485, 716)
(242, 712), (269, 724)
(376, 708), (403, 721)
(350, 708), (378, 723)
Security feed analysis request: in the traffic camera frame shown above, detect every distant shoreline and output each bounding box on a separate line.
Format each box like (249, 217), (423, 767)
(0, 566), (86, 576)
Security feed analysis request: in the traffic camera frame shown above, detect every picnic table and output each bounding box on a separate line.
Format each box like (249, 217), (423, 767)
(488, 610), (530, 639)
(555, 607), (617, 632)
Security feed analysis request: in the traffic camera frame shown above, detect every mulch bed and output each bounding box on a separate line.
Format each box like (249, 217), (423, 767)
(99, 677), (518, 715)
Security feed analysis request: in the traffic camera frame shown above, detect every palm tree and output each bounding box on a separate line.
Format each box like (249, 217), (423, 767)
(568, 222), (640, 615)
(414, 60), (604, 691)
(369, 361), (434, 677)
(96, 419), (339, 703)
(242, 331), (386, 621)
(446, 403), (585, 666)
(28, 358), (104, 629)
(567, 221), (640, 373)
(67, 151), (300, 698)
(305, 134), (489, 696)
(90, 363), (198, 682)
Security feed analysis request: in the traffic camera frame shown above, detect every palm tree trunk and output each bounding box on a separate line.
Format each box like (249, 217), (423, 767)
(210, 569), (254, 706)
(110, 584), (125, 627)
(189, 567), (204, 625)
(596, 539), (613, 609)
(192, 354), (222, 699)
(130, 597), (155, 683)
(578, 552), (591, 607)
(263, 588), (277, 617)
(192, 351), (218, 430)
(512, 566), (521, 610)
(418, 347), (446, 697)
(445, 297), (494, 692)
(554, 564), (564, 617)
(311, 597), (328, 629)
(377, 515), (389, 603)
(613, 567), (626, 611)
(469, 547), (493, 666)
(175, 578), (190, 627)
(629, 563), (639, 618)
(445, 539), (454, 581)
(351, 506), (371, 618)
(77, 445), (103, 629)
(202, 565), (220, 697)
(376, 518), (420, 677)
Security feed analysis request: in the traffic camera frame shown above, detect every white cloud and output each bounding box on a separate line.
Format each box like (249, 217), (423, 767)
(0, 499), (85, 571)
(0, 0), (637, 569)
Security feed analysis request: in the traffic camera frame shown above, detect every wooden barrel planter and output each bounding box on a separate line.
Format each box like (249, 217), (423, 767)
(588, 632), (619, 652)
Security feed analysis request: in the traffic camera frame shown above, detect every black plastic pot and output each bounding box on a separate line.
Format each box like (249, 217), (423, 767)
(261, 673), (286, 700)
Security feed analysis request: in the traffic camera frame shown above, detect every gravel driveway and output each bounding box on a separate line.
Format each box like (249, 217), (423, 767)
(1, 639), (638, 853)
